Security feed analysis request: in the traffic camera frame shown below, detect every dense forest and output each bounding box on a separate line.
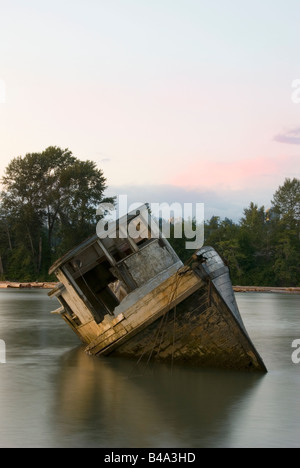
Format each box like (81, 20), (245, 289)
(169, 178), (300, 287)
(0, 147), (299, 286)
(0, 147), (114, 281)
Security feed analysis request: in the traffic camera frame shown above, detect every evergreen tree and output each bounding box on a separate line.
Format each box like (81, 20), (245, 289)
(1, 147), (114, 280)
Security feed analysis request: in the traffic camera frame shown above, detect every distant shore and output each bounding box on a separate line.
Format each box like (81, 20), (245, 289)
(0, 281), (299, 294)
(0, 282), (58, 290)
(233, 285), (300, 294)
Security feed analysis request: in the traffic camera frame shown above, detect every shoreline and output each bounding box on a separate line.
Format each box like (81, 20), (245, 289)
(0, 282), (58, 290)
(233, 285), (300, 294)
(0, 281), (299, 294)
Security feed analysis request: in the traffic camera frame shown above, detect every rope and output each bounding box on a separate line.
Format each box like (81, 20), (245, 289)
(138, 263), (191, 370)
(147, 252), (203, 368)
(77, 266), (114, 316)
(171, 305), (177, 374)
(131, 252), (199, 373)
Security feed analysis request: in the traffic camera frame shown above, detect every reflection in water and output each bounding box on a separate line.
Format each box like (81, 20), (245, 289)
(0, 290), (300, 447)
(236, 293), (300, 371)
(54, 349), (264, 447)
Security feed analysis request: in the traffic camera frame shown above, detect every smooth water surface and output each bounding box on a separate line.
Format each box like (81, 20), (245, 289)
(0, 289), (299, 448)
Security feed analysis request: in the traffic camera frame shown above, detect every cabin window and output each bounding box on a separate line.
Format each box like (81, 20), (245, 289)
(61, 214), (164, 325)
(74, 260), (122, 324)
(110, 238), (133, 261)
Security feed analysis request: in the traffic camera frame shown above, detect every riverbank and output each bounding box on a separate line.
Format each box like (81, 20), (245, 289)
(0, 282), (58, 289)
(0, 281), (299, 293)
(233, 286), (300, 294)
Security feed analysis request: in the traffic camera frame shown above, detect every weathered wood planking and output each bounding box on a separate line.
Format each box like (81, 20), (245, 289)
(110, 283), (266, 371)
(85, 268), (203, 356)
(48, 208), (267, 372)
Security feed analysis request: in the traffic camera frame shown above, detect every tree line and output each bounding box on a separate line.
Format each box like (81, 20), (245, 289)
(0, 147), (113, 281)
(0, 146), (299, 286)
(169, 178), (300, 287)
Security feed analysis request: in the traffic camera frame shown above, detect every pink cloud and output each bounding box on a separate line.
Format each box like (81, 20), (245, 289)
(170, 154), (299, 191)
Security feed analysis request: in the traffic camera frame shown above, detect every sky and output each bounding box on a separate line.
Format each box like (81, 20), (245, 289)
(0, 0), (300, 221)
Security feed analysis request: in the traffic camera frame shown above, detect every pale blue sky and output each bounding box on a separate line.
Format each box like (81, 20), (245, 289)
(0, 0), (299, 220)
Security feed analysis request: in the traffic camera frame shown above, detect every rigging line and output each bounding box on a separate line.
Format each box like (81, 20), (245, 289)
(184, 253), (197, 268)
(127, 313), (171, 376)
(77, 266), (110, 312)
(147, 270), (182, 367)
(148, 258), (200, 369)
(155, 307), (171, 359)
(167, 268), (183, 306)
(135, 310), (170, 369)
(144, 309), (171, 370)
(168, 260), (200, 373)
(208, 278), (212, 308)
(137, 255), (198, 372)
(145, 261), (195, 372)
(134, 263), (191, 370)
(171, 304), (177, 374)
(129, 314), (170, 377)
(156, 270), (181, 334)
(146, 308), (171, 367)
(182, 299), (211, 335)
(140, 270), (182, 369)
(131, 276), (179, 373)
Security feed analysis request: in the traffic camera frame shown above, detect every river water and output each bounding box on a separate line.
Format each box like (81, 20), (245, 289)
(0, 289), (299, 448)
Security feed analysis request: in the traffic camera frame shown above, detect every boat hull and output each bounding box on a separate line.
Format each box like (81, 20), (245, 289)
(92, 281), (266, 372)
(48, 208), (267, 372)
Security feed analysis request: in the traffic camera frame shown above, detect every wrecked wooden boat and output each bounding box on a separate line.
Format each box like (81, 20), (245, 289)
(48, 208), (267, 372)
